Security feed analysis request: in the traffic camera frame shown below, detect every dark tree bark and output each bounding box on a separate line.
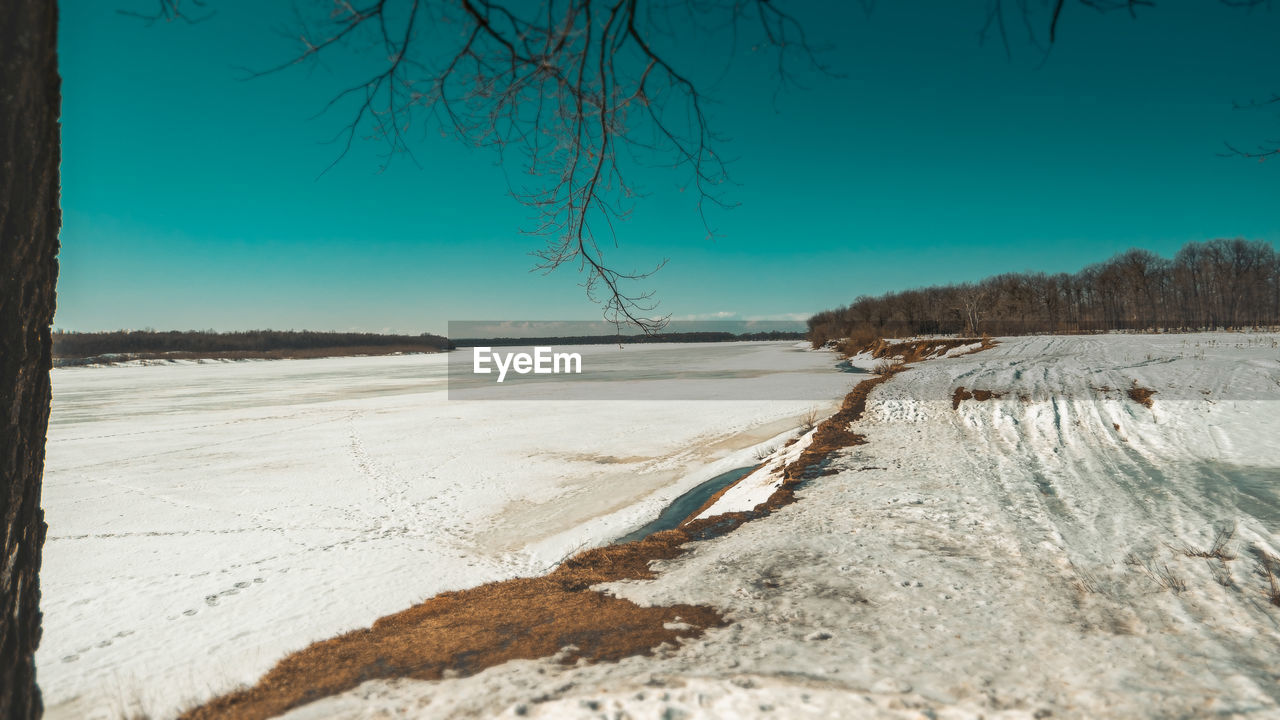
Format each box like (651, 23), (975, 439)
(1, 1), (60, 717)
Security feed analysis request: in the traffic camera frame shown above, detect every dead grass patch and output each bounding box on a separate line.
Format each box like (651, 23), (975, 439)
(779, 372), (899, 482)
(951, 386), (1005, 410)
(799, 407), (820, 433)
(1128, 384), (1157, 408)
(181, 553), (722, 720)
(1181, 522), (1237, 561)
(1069, 561), (1101, 594)
(1249, 546), (1280, 607)
(1208, 560), (1235, 588)
(838, 328), (882, 356)
(857, 337), (992, 362)
(871, 358), (900, 375)
(1138, 559), (1187, 594)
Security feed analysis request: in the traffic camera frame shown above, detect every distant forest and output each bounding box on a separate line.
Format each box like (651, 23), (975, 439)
(53, 330), (453, 365)
(808, 239), (1280, 347)
(451, 331), (805, 347)
(53, 329), (808, 365)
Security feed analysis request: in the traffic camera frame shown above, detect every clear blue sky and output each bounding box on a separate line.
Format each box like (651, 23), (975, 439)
(56, 1), (1280, 334)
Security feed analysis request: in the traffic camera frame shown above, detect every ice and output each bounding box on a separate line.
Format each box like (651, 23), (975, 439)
(36, 342), (852, 719)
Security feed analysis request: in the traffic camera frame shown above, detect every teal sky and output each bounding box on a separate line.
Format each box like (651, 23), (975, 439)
(57, 1), (1280, 335)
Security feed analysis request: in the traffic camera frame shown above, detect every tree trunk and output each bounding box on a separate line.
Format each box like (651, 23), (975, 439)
(1, 1), (60, 717)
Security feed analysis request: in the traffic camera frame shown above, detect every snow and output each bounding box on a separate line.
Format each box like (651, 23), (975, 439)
(37, 342), (853, 720)
(943, 341), (984, 358)
(694, 426), (814, 519)
(284, 333), (1280, 719)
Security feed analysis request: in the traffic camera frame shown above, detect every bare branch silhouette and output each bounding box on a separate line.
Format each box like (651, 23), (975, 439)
(981, 0), (1266, 49)
(978, 1), (1275, 167)
(139, 0), (826, 333)
(118, 0), (213, 25)
(1224, 93), (1280, 160)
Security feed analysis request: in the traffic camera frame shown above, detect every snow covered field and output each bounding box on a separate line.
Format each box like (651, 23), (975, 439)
(37, 342), (853, 719)
(283, 333), (1280, 719)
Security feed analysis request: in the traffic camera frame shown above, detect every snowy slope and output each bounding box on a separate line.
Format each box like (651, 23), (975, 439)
(285, 333), (1280, 719)
(37, 343), (853, 720)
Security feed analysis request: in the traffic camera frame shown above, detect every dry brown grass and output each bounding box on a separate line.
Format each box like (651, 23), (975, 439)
(182, 342), (997, 720)
(871, 358), (900, 375)
(1128, 384), (1157, 408)
(780, 370), (900, 482)
(181, 544), (723, 720)
(1138, 559), (1188, 594)
(838, 328), (881, 356)
(861, 337), (992, 363)
(837, 336), (993, 361)
(1250, 547), (1280, 607)
(1181, 523), (1237, 561)
(951, 386), (1004, 410)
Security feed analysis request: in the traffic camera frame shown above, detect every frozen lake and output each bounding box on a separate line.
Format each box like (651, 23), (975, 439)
(36, 342), (853, 719)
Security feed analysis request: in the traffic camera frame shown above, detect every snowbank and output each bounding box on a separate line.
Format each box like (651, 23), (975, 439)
(285, 333), (1280, 719)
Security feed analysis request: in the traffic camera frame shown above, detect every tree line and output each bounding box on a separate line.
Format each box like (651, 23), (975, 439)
(451, 330), (806, 347)
(52, 329), (453, 363)
(808, 238), (1280, 347)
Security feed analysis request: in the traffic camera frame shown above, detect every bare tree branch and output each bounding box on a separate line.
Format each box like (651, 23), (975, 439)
(146, 0), (826, 333)
(118, 0), (214, 25)
(978, 1), (1275, 167)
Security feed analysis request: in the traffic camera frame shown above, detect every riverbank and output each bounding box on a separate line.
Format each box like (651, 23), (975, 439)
(39, 343), (851, 719)
(269, 333), (1280, 719)
(181, 358), (911, 719)
(54, 346), (446, 367)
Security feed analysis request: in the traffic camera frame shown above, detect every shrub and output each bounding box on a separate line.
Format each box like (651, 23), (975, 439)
(872, 358), (900, 375)
(840, 327), (880, 357)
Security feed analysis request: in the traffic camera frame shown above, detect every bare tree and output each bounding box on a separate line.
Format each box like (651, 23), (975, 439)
(1, 2), (60, 717)
(808, 239), (1280, 345)
(955, 283), (990, 336)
